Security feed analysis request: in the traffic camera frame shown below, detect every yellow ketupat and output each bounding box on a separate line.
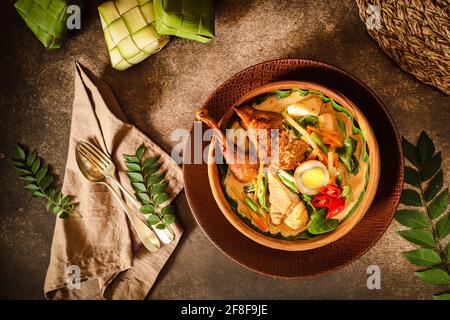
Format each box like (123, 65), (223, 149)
(98, 0), (169, 71)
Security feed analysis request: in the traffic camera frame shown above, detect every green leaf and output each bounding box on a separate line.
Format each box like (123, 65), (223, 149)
(147, 214), (161, 225)
(19, 175), (35, 183)
(33, 191), (45, 198)
(144, 163), (162, 177)
(161, 205), (173, 217)
(404, 166), (421, 188)
(142, 156), (160, 168)
(131, 182), (146, 192)
(420, 152), (441, 181)
(274, 90), (290, 99)
(147, 173), (164, 187)
(137, 192), (151, 203)
(429, 188), (448, 219)
(123, 155), (139, 163)
(55, 191), (62, 203)
(402, 137), (420, 167)
(155, 223), (166, 230)
(127, 171), (144, 183)
(24, 184), (39, 192)
(307, 209), (340, 235)
(46, 188), (56, 199)
(401, 248), (442, 267)
(60, 195), (70, 207)
(397, 229), (436, 248)
(415, 269), (450, 285)
(126, 162), (141, 172)
(31, 157), (40, 174)
(26, 150), (37, 166)
(436, 213), (450, 239)
(40, 174), (53, 191)
(135, 143), (145, 160)
(52, 206), (61, 215)
(298, 115), (319, 129)
(400, 189), (422, 206)
(151, 183), (167, 196)
(417, 132), (435, 165)
(433, 292), (450, 300)
(15, 167), (31, 175)
(58, 210), (70, 219)
(395, 210), (428, 228)
(45, 200), (52, 210)
(424, 170), (443, 202)
(15, 144), (26, 160)
(164, 214), (175, 224)
(35, 165), (48, 183)
(154, 193), (169, 206)
(140, 204), (155, 214)
(12, 160), (26, 168)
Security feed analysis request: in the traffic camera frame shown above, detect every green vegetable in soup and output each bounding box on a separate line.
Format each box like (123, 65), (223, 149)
(298, 115), (319, 128)
(335, 171), (343, 186)
(244, 182), (255, 193)
(311, 132), (329, 153)
(283, 121), (301, 139)
(245, 196), (259, 213)
(307, 208), (340, 235)
(274, 90), (291, 99)
(336, 136), (359, 175)
(342, 185), (351, 198)
(277, 170), (299, 193)
(301, 194), (318, 215)
(257, 174), (270, 212)
(337, 117), (346, 135)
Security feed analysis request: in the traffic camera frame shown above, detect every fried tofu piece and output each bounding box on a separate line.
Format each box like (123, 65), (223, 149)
(267, 169), (299, 225)
(284, 201), (309, 231)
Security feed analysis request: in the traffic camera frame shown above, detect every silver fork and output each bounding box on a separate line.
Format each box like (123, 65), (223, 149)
(78, 140), (175, 244)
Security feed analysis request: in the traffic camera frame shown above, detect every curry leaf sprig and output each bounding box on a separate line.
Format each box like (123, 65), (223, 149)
(123, 143), (175, 230)
(396, 132), (450, 300)
(12, 144), (77, 218)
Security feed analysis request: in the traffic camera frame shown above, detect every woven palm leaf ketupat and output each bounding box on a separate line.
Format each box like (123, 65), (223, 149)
(356, 0), (450, 95)
(98, 0), (170, 71)
(154, 0), (215, 43)
(14, 0), (74, 49)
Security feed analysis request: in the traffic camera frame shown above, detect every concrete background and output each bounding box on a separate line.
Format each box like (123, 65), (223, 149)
(0, 0), (449, 299)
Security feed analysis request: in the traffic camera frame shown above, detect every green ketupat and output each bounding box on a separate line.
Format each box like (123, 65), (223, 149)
(14, 0), (79, 49)
(98, 0), (170, 71)
(154, 0), (214, 43)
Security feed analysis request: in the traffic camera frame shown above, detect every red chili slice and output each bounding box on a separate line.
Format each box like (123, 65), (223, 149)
(326, 197), (346, 219)
(319, 184), (342, 199)
(312, 195), (332, 208)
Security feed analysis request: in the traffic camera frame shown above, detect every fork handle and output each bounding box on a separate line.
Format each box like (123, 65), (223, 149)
(103, 182), (161, 252)
(107, 177), (176, 244)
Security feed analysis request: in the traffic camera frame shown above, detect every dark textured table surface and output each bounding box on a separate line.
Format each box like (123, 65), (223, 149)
(0, 0), (449, 299)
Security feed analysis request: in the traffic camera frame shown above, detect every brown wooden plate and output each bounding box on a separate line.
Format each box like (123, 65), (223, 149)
(182, 59), (403, 277)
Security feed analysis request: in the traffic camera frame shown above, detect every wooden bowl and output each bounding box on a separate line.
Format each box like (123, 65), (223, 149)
(206, 80), (380, 251)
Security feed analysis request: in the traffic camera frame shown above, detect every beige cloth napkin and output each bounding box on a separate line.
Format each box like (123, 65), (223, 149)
(43, 62), (184, 300)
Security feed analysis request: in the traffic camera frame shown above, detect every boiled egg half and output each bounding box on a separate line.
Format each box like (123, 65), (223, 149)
(294, 160), (330, 195)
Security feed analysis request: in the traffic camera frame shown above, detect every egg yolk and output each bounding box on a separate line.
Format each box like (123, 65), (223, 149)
(301, 168), (325, 189)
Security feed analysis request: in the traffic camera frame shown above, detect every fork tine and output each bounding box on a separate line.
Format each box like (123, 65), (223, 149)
(80, 142), (109, 167)
(82, 141), (111, 166)
(78, 143), (108, 169)
(84, 141), (111, 162)
(77, 145), (104, 169)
